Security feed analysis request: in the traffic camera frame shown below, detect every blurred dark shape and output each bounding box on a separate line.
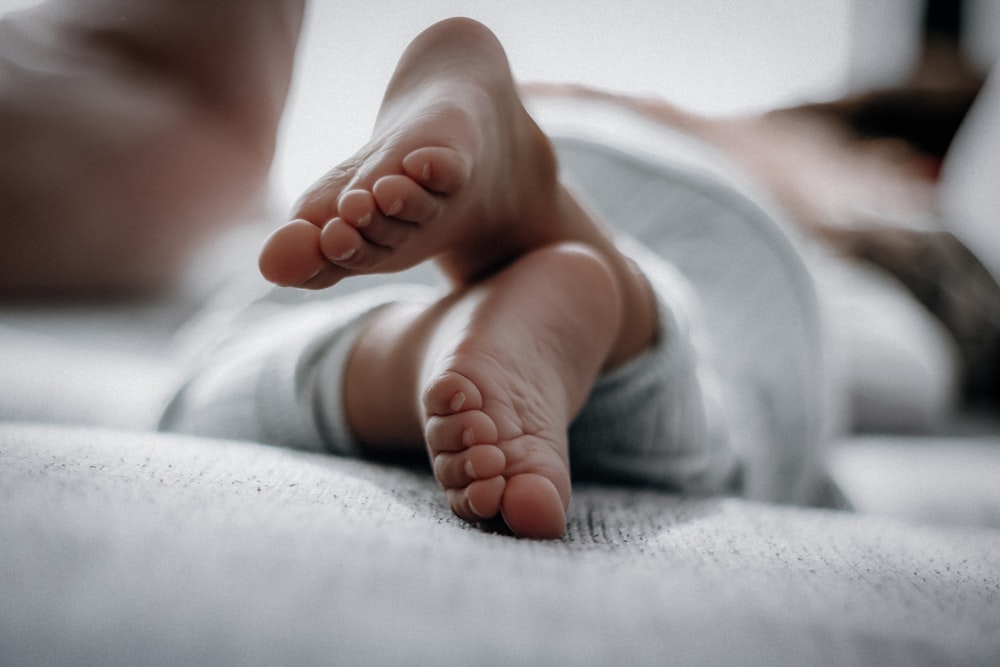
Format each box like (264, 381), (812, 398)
(825, 227), (1000, 403)
(793, 0), (1000, 404)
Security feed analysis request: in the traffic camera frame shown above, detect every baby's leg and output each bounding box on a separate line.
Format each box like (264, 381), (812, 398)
(343, 243), (622, 539)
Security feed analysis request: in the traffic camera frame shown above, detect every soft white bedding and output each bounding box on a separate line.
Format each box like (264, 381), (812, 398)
(2, 422), (998, 666)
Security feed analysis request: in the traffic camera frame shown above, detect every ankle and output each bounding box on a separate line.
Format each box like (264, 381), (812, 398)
(548, 189), (658, 369)
(344, 302), (434, 450)
(605, 254), (658, 368)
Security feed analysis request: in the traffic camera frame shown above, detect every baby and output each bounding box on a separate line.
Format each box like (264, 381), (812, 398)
(164, 18), (759, 538)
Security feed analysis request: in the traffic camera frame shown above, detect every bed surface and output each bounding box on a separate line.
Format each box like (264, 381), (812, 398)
(2, 422), (998, 666)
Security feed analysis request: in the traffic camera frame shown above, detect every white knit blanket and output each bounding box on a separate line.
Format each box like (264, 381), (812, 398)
(2, 423), (998, 666)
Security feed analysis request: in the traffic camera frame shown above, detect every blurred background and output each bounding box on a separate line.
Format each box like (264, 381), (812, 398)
(274, 0), (997, 204)
(1, 0), (995, 204)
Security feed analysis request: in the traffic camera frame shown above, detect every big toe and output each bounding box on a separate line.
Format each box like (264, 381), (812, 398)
(500, 474), (567, 539)
(259, 219), (327, 286)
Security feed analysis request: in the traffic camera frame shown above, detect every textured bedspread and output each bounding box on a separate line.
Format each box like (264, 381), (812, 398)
(2, 423), (998, 666)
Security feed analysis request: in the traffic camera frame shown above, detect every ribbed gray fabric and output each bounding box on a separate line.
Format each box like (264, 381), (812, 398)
(160, 283), (437, 455)
(538, 98), (835, 505)
(570, 241), (740, 494)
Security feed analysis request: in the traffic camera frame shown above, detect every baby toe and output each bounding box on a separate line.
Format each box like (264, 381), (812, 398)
(319, 218), (392, 270)
(372, 174), (441, 223)
(422, 369), (484, 417)
(319, 218), (363, 261)
(357, 213), (420, 249)
(424, 409), (498, 455)
(337, 189), (378, 228)
(433, 445), (506, 488)
(449, 476), (506, 522)
(402, 146), (470, 194)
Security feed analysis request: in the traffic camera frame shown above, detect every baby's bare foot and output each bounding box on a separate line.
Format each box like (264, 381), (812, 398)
(421, 244), (622, 539)
(259, 18), (560, 289)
